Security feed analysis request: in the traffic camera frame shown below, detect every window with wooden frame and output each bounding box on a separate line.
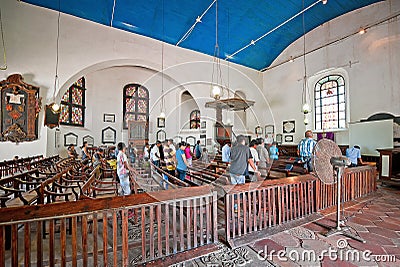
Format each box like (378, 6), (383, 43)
(190, 109), (200, 129)
(314, 75), (346, 131)
(60, 77), (86, 127)
(123, 84), (149, 130)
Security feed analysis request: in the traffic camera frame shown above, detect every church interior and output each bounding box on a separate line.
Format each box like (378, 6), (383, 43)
(0, 0), (400, 266)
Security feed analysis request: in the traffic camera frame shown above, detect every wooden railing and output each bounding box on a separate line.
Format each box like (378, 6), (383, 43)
(224, 165), (376, 248)
(224, 175), (317, 247)
(315, 165), (377, 210)
(0, 185), (218, 266)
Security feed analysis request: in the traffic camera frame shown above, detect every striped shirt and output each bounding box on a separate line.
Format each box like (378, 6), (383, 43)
(297, 137), (317, 158)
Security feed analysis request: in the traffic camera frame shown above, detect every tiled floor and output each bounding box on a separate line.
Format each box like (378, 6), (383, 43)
(181, 185), (400, 266)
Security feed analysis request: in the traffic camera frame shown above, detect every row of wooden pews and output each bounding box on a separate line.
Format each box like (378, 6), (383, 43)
(0, 157), (80, 208)
(0, 155), (61, 178)
(0, 157), (120, 208)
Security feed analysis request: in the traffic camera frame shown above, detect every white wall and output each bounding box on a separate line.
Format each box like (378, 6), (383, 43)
(0, 0), (262, 160)
(262, 0), (400, 145)
(2, 0), (397, 160)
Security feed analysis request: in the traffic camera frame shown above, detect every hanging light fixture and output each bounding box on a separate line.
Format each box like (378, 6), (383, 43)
(358, 27), (366, 35)
(301, 0), (311, 117)
(205, 0), (254, 112)
(210, 0), (224, 101)
(49, 0), (61, 114)
(158, 0), (166, 120)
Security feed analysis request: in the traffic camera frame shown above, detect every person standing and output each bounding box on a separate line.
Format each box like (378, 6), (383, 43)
(81, 141), (89, 161)
(248, 139), (260, 182)
(297, 130), (317, 172)
(184, 143), (193, 166)
(257, 138), (270, 179)
(176, 142), (189, 181)
(151, 141), (161, 168)
(269, 142), (279, 160)
(222, 141), (231, 163)
(200, 148), (210, 164)
(92, 148), (105, 168)
(194, 140), (202, 159)
(163, 140), (176, 176)
(167, 139), (176, 154)
(229, 135), (258, 185)
(346, 145), (364, 167)
(143, 143), (150, 161)
(127, 144), (136, 164)
(67, 144), (78, 159)
(116, 142), (132, 195)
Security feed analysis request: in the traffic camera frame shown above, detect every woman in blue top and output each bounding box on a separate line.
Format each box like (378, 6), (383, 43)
(176, 142), (189, 181)
(81, 141), (89, 161)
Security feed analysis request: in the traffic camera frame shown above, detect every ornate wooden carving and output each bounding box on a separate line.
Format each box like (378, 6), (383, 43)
(0, 74), (41, 142)
(128, 120), (148, 155)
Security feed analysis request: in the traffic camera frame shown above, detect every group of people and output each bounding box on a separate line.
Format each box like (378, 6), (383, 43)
(64, 129), (364, 196)
(142, 139), (209, 181)
(297, 129), (364, 172)
(224, 129), (364, 187)
(221, 136), (281, 184)
(221, 136), (272, 185)
(67, 141), (106, 168)
(67, 142), (90, 161)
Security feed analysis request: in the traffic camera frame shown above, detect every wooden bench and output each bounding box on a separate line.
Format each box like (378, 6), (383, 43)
(79, 167), (118, 199)
(0, 169), (44, 208)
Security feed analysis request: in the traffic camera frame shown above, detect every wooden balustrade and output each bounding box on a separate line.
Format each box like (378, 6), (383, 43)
(224, 165), (376, 248)
(315, 165), (376, 211)
(0, 185), (218, 266)
(224, 175), (317, 247)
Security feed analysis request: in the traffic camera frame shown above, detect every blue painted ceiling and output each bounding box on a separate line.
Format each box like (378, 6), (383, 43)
(23, 0), (382, 71)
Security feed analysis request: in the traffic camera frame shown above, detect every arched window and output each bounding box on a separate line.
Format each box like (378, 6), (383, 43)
(314, 75), (346, 130)
(60, 77), (86, 126)
(190, 110), (200, 129)
(123, 84), (149, 130)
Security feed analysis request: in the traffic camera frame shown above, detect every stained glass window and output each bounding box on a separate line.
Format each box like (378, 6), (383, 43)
(123, 84), (149, 130)
(60, 77), (86, 127)
(314, 75), (346, 131)
(190, 110), (200, 129)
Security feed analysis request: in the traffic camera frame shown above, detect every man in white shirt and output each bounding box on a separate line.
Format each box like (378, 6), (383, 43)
(150, 141), (161, 168)
(167, 139), (176, 153)
(222, 141), (231, 163)
(248, 139), (260, 182)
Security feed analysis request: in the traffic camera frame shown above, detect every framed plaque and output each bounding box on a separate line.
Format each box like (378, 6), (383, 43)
(64, 132), (78, 146)
(83, 135), (94, 146)
(102, 126), (116, 144)
(157, 117), (165, 128)
(156, 130), (166, 142)
(283, 120), (295, 133)
(284, 135), (294, 142)
(103, 113), (115, 123)
(265, 125), (274, 134)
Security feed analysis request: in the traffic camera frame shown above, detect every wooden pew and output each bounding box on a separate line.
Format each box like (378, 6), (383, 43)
(79, 167), (118, 199)
(0, 169), (44, 208)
